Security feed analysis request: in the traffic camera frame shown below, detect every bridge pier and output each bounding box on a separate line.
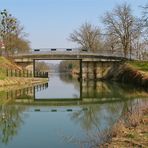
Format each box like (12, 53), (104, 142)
(82, 62), (97, 80)
(81, 61), (118, 80)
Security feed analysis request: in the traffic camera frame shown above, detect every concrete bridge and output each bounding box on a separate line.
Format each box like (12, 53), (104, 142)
(13, 48), (127, 80)
(13, 48), (126, 61)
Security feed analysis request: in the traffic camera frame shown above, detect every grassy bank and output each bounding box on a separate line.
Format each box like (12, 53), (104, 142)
(0, 56), (21, 80)
(102, 101), (148, 147)
(128, 61), (148, 72)
(0, 56), (48, 86)
(104, 61), (148, 89)
(99, 61), (148, 147)
(0, 77), (48, 87)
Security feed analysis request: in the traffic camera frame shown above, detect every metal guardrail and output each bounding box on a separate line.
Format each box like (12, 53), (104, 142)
(14, 49), (125, 57)
(12, 48), (147, 60)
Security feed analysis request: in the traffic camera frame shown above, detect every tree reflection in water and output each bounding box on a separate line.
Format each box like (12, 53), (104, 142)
(59, 73), (80, 90)
(70, 103), (123, 131)
(66, 81), (148, 147)
(0, 105), (27, 144)
(0, 80), (147, 147)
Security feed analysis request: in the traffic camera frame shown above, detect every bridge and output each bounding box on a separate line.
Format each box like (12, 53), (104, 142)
(13, 48), (127, 80)
(13, 48), (127, 61)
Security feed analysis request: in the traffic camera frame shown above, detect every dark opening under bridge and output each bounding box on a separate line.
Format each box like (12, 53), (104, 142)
(13, 48), (127, 80)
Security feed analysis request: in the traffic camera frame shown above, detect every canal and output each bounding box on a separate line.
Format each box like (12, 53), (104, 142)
(0, 73), (148, 148)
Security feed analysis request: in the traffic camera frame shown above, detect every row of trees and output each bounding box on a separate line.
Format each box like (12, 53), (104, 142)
(0, 9), (30, 56)
(59, 60), (80, 73)
(35, 61), (50, 72)
(69, 3), (148, 59)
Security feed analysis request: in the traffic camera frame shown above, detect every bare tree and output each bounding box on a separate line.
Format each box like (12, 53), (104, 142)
(103, 33), (121, 53)
(140, 4), (148, 60)
(69, 22), (102, 52)
(142, 4), (148, 27)
(141, 4), (148, 42)
(102, 3), (141, 58)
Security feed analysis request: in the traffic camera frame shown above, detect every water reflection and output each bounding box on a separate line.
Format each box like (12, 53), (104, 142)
(69, 103), (123, 131)
(69, 99), (139, 132)
(82, 81), (148, 99)
(0, 105), (26, 144)
(35, 73), (80, 99)
(0, 79), (147, 147)
(59, 73), (80, 90)
(0, 81), (147, 105)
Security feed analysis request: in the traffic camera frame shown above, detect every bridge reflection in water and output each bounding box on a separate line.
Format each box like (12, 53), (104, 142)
(0, 80), (148, 148)
(3, 81), (148, 107)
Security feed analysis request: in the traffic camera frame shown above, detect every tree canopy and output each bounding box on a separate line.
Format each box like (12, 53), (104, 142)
(69, 22), (103, 52)
(102, 3), (142, 58)
(0, 9), (30, 56)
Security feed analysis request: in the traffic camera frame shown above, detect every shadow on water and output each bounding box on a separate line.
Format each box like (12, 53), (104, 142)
(0, 78), (147, 148)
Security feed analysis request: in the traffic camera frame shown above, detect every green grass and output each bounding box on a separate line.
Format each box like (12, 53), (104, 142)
(0, 68), (7, 80)
(128, 61), (148, 72)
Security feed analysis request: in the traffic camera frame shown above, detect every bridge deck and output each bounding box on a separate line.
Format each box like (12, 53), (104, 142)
(13, 50), (127, 62)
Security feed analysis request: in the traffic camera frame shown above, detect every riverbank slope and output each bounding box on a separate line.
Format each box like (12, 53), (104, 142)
(0, 56), (48, 86)
(104, 61), (148, 89)
(102, 101), (148, 147)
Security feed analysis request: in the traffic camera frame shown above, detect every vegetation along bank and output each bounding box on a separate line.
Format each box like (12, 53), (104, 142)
(104, 61), (148, 89)
(0, 56), (48, 87)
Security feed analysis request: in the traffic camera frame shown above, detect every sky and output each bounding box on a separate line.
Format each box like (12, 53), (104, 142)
(0, 0), (147, 49)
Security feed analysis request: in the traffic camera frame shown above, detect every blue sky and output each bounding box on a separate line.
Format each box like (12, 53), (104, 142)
(0, 0), (147, 48)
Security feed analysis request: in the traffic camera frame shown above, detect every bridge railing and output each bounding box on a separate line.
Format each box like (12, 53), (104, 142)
(13, 48), (147, 60)
(14, 48), (125, 57)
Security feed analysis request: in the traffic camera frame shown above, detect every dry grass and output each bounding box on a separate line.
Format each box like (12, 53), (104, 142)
(62, 101), (148, 148)
(0, 56), (22, 80)
(102, 102), (148, 148)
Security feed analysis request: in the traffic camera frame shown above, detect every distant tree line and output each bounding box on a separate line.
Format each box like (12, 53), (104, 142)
(59, 60), (80, 73)
(0, 9), (30, 57)
(35, 61), (50, 72)
(69, 3), (148, 59)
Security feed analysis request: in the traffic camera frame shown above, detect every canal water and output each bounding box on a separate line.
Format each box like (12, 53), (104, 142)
(0, 73), (148, 148)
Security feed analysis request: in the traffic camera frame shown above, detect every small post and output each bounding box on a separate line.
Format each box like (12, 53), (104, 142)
(27, 70), (28, 77)
(23, 70), (25, 77)
(6, 69), (9, 77)
(36, 71), (37, 77)
(19, 70), (21, 77)
(15, 69), (17, 77)
(29, 71), (32, 77)
(11, 69), (13, 77)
